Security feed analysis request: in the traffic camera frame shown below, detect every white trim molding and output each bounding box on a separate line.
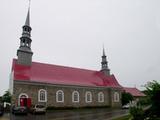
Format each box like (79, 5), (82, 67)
(114, 92), (120, 102)
(18, 93), (28, 99)
(38, 89), (47, 102)
(56, 90), (64, 103)
(72, 91), (79, 103)
(18, 93), (28, 106)
(98, 92), (104, 103)
(85, 91), (92, 103)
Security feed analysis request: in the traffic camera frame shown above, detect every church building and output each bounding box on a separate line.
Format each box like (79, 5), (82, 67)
(10, 8), (123, 108)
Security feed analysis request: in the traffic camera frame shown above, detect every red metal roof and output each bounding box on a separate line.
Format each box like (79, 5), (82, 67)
(12, 59), (122, 88)
(123, 87), (146, 97)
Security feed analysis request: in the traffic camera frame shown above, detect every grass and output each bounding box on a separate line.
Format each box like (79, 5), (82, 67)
(112, 115), (131, 120)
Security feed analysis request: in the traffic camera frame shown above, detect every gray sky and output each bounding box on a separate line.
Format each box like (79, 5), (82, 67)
(0, 0), (160, 95)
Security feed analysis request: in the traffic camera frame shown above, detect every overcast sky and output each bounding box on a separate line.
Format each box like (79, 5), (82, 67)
(0, 0), (160, 95)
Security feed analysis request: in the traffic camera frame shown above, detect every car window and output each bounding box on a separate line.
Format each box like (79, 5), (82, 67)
(36, 105), (45, 108)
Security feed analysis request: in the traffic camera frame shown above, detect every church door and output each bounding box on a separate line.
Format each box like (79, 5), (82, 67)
(19, 94), (31, 108)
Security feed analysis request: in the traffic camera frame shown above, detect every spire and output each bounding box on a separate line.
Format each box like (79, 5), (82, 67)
(103, 45), (106, 56)
(25, 0), (31, 26)
(25, 8), (30, 26)
(101, 47), (110, 76)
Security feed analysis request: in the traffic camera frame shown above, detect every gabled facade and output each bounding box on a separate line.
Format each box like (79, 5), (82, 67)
(10, 7), (123, 108)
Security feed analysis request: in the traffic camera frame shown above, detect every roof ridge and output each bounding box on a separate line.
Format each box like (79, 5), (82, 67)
(31, 60), (99, 72)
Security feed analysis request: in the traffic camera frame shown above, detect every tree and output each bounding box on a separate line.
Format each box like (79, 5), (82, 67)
(2, 91), (11, 103)
(145, 80), (160, 117)
(121, 92), (133, 105)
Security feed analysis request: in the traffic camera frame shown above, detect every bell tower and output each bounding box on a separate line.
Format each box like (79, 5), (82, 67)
(17, 6), (33, 66)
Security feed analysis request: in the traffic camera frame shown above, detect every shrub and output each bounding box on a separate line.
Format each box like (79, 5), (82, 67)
(129, 106), (144, 120)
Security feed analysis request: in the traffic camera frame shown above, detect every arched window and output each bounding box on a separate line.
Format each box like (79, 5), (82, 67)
(85, 91), (92, 103)
(98, 92), (104, 102)
(56, 90), (64, 102)
(38, 89), (47, 102)
(114, 92), (120, 102)
(72, 91), (79, 103)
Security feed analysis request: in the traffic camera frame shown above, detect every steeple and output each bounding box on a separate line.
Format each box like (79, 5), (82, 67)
(17, 4), (33, 66)
(101, 47), (110, 76)
(25, 8), (30, 26)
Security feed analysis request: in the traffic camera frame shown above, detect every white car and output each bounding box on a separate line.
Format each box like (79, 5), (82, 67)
(30, 104), (46, 114)
(122, 103), (130, 109)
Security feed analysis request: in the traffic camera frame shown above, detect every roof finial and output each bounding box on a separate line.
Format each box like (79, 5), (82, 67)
(25, 0), (31, 26)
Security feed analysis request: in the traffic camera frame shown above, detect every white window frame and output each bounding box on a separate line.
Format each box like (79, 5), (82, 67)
(56, 90), (64, 103)
(85, 91), (92, 103)
(38, 89), (47, 102)
(114, 92), (120, 102)
(98, 92), (104, 103)
(72, 91), (79, 103)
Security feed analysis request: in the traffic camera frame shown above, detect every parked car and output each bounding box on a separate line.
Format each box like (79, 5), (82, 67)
(12, 106), (28, 115)
(0, 104), (4, 116)
(30, 104), (46, 114)
(122, 103), (130, 109)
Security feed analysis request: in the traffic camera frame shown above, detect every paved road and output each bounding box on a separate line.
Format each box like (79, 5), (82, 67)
(0, 113), (10, 120)
(0, 108), (129, 120)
